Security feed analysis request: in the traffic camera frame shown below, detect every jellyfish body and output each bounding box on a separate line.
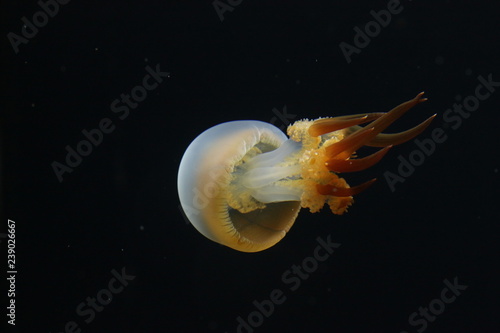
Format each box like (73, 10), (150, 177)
(178, 92), (435, 252)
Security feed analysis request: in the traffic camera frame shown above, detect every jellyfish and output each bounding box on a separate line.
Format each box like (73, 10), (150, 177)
(178, 92), (435, 252)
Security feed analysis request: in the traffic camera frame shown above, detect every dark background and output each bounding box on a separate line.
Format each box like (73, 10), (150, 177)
(2, 0), (499, 332)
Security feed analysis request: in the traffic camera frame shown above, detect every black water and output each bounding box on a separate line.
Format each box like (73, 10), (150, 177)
(2, 1), (499, 332)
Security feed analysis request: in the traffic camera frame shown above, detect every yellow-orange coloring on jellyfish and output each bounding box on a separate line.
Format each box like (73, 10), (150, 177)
(178, 92), (435, 252)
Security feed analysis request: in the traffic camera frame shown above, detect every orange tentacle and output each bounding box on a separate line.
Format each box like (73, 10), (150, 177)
(325, 128), (375, 159)
(308, 113), (385, 137)
(325, 92), (428, 159)
(325, 146), (392, 173)
(365, 114), (436, 147)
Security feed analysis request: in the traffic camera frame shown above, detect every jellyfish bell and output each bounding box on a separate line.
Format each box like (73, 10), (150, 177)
(177, 92), (435, 252)
(177, 120), (301, 252)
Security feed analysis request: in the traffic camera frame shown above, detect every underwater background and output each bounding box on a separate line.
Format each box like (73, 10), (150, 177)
(2, 0), (499, 332)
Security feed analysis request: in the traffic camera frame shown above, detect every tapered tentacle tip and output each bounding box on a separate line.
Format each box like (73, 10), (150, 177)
(366, 112), (436, 147)
(356, 177), (377, 193)
(325, 145), (392, 173)
(415, 92), (428, 103)
(412, 113), (437, 134)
